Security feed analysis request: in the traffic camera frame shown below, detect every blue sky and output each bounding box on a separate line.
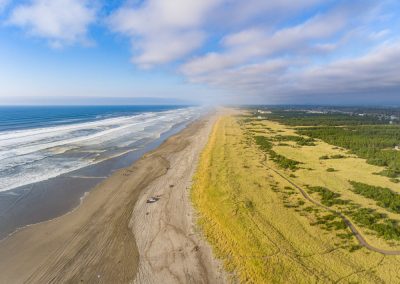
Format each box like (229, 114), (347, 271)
(0, 0), (400, 105)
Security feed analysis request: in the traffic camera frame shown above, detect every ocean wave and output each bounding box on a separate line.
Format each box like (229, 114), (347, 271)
(0, 107), (201, 192)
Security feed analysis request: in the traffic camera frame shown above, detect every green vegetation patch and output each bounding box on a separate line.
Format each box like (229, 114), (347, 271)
(307, 185), (400, 241)
(257, 110), (386, 126)
(269, 151), (302, 171)
(346, 208), (400, 241)
(311, 213), (347, 231)
(320, 154), (346, 160)
(254, 135), (301, 170)
(251, 110), (400, 178)
(272, 134), (316, 146)
(254, 135), (273, 151)
(307, 186), (349, 207)
(349, 181), (400, 213)
(298, 125), (400, 178)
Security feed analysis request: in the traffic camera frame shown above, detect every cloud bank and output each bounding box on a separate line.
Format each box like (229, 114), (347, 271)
(3, 0), (400, 103)
(7, 0), (96, 48)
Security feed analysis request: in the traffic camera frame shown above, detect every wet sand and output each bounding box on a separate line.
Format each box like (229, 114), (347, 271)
(0, 114), (226, 283)
(0, 120), (190, 240)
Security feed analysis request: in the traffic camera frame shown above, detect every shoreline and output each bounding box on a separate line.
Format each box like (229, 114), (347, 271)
(0, 118), (192, 240)
(0, 112), (226, 283)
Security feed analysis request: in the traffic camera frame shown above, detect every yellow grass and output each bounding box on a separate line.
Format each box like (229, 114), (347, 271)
(191, 114), (400, 283)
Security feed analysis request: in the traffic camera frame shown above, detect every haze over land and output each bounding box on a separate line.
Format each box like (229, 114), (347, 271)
(0, 0), (400, 105)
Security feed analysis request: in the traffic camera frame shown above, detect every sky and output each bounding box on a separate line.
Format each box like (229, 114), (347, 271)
(0, 0), (400, 105)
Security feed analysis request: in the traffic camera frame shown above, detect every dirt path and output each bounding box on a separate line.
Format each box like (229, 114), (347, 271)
(262, 155), (400, 255)
(0, 114), (226, 283)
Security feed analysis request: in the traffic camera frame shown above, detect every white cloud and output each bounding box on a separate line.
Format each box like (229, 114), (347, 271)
(208, 0), (323, 28)
(8, 0), (96, 47)
(131, 31), (205, 67)
(189, 59), (292, 91)
(369, 29), (391, 40)
(187, 40), (400, 102)
(294, 42), (400, 94)
(109, 0), (323, 68)
(175, 1), (400, 103)
(0, 0), (10, 12)
(4, 0), (398, 103)
(181, 10), (347, 77)
(108, 0), (223, 67)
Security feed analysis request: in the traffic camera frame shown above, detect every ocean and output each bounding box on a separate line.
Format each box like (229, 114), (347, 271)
(0, 105), (201, 193)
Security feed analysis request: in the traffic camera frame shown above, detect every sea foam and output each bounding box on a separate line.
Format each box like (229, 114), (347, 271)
(0, 107), (200, 192)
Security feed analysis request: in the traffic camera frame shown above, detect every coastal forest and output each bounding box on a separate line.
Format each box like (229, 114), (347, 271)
(260, 109), (400, 180)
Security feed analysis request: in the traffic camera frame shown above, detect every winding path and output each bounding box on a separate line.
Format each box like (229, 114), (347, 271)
(262, 154), (400, 256)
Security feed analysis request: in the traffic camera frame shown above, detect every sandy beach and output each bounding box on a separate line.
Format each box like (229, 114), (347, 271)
(0, 119), (190, 240)
(0, 113), (226, 283)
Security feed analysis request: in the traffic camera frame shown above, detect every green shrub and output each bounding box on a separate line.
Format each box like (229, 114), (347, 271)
(349, 181), (400, 213)
(307, 186), (349, 207)
(330, 154), (346, 159)
(254, 135), (301, 170)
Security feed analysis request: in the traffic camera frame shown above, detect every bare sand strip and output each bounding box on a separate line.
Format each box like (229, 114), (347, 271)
(0, 114), (226, 283)
(132, 114), (226, 284)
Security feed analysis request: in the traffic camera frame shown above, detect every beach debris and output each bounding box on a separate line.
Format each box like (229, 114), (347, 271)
(146, 197), (160, 203)
(123, 169), (134, 176)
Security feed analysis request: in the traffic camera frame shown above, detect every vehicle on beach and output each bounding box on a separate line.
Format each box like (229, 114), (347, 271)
(146, 197), (160, 203)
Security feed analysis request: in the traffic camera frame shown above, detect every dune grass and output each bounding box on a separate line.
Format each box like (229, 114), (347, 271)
(191, 114), (400, 283)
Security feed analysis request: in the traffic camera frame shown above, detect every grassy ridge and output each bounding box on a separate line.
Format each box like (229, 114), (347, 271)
(192, 118), (277, 282)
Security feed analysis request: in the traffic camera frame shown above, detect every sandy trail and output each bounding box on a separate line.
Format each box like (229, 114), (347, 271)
(0, 114), (226, 283)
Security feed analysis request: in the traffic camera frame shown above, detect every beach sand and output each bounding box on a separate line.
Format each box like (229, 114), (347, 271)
(0, 120), (190, 241)
(0, 113), (226, 283)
